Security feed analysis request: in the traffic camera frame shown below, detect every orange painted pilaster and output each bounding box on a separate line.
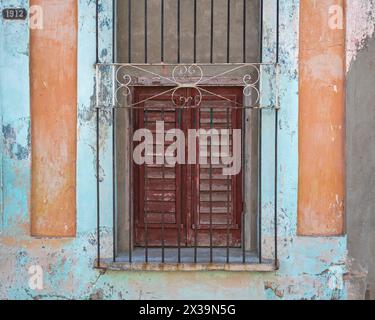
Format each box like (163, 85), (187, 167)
(30, 0), (77, 237)
(298, 0), (345, 235)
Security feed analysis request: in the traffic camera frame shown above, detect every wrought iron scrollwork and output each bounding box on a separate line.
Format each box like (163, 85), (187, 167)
(96, 63), (278, 109)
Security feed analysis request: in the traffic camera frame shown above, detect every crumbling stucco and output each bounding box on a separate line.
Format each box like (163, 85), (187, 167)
(0, 0), (352, 300)
(346, 0), (375, 300)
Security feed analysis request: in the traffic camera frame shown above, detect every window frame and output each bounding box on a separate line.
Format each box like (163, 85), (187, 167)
(94, 0), (280, 271)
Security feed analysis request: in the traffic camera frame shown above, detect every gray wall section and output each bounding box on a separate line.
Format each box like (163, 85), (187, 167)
(347, 35), (375, 300)
(117, 0), (260, 64)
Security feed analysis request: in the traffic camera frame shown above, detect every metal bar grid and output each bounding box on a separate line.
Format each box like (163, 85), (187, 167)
(95, 0), (280, 268)
(122, 0), (262, 65)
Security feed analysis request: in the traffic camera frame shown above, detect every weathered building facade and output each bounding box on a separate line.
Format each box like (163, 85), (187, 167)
(0, 0), (374, 300)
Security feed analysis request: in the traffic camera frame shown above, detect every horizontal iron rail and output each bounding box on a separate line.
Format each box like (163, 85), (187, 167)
(94, 105), (278, 110)
(96, 62), (277, 67)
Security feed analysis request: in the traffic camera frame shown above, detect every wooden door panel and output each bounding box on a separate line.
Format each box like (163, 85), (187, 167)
(190, 88), (243, 247)
(133, 87), (243, 248)
(134, 88), (184, 247)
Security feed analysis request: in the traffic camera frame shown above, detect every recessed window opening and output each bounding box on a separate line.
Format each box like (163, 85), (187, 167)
(94, 0), (280, 270)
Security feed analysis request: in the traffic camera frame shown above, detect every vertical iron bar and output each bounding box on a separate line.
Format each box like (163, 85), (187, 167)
(242, 197), (246, 263)
(95, 0), (101, 269)
(275, 0), (280, 268)
(276, 0), (279, 64)
(258, 0), (263, 264)
(193, 0), (197, 63)
(96, 109), (101, 267)
(113, 0), (116, 97)
(210, 0), (214, 63)
(242, 105), (246, 264)
(177, 0), (181, 63)
(112, 109), (116, 262)
(227, 0), (231, 63)
(194, 107), (198, 263)
(274, 108), (279, 268)
(96, 0), (99, 63)
(145, 0), (148, 63)
(209, 107), (213, 263)
(128, 0), (133, 264)
(161, 0), (164, 62)
(226, 107), (230, 264)
(112, 0), (117, 263)
(128, 0), (132, 63)
(144, 109), (149, 263)
(258, 109), (262, 264)
(161, 108), (165, 263)
(177, 107), (182, 263)
(129, 106), (133, 263)
(259, 0), (263, 63)
(243, 0), (246, 63)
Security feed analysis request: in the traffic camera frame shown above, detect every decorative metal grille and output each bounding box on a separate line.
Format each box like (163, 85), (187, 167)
(94, 0), (280, 271)
(96, 62), (278, 109)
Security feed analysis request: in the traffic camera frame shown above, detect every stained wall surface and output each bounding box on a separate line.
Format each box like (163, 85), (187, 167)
(298, 0), (346, 236)
(346, 0), (375, 300)
(0, 0), (353, 300)
(30, 0), (77, 237)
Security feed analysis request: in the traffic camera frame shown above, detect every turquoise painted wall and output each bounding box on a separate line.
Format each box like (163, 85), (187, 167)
(0, 0), (348, 300)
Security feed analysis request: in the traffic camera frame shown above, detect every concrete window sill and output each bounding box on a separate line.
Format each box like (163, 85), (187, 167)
(95, 248), (277, 272)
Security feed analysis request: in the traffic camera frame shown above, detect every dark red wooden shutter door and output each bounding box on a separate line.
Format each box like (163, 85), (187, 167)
(134, 88), (184, 247)
(190, 88), (243, 247)
(134, 87), (243, 248)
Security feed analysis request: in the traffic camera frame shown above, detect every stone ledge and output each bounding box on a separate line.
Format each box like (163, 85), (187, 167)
(95, 259), (277, 272)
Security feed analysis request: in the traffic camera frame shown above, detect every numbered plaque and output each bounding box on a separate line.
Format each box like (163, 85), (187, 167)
(2, 8), (27, 20)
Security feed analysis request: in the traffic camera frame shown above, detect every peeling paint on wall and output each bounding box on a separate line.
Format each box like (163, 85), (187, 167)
(29, 0), (78, 237)
(346, 0), (375, 300)
(0, 0), (352, 300)
(2, 121), (30, 161)
(298, 0), (346, 236)
(346, 0), (375, 72)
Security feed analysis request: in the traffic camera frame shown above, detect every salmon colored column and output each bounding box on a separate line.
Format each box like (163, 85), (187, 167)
(30, 0), (77, 237)
(298, 0), (345, 235)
